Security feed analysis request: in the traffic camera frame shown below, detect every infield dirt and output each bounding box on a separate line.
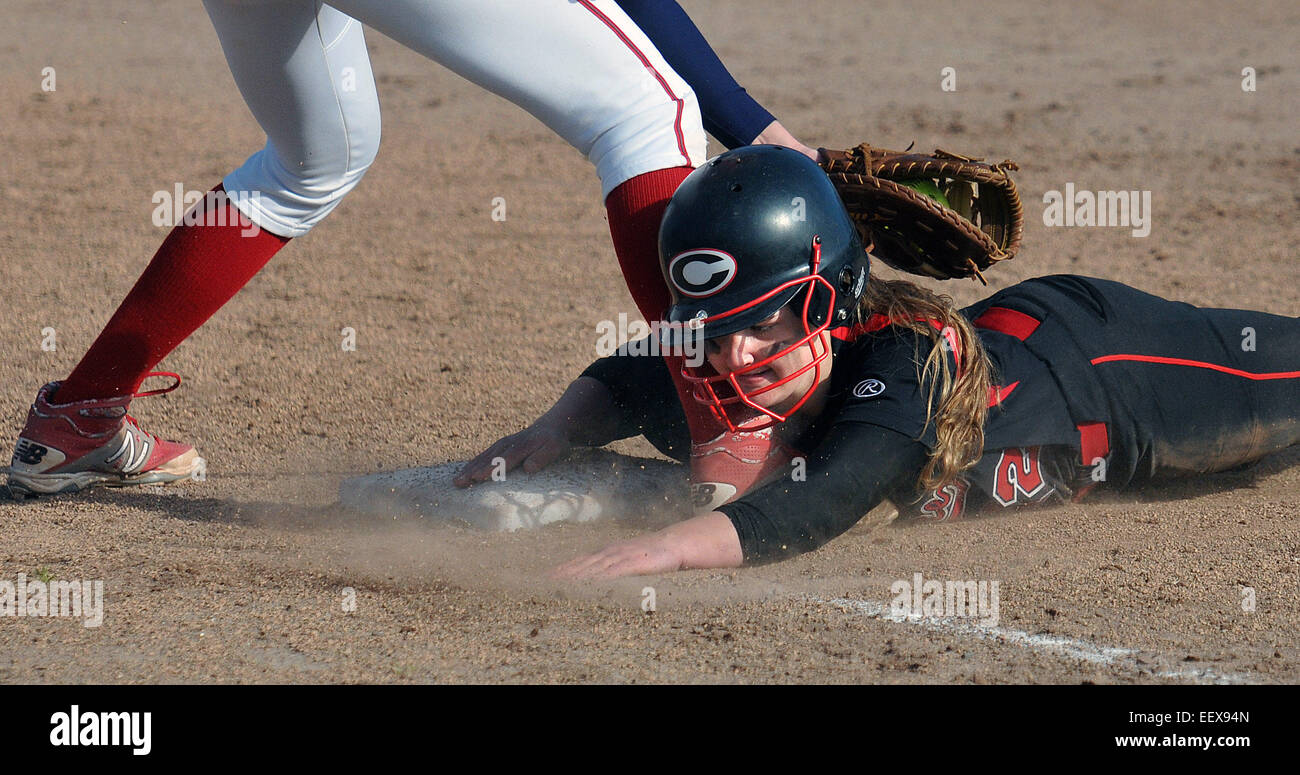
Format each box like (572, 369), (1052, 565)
(1, 0), (1297, 683)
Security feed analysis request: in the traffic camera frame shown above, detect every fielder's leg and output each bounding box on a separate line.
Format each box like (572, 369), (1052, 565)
(329, 0), (773, 508)
(8, 1), (380, 495)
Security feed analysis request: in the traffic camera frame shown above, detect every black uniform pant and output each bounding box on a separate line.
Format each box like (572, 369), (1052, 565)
(1001, 277), (1300, 482)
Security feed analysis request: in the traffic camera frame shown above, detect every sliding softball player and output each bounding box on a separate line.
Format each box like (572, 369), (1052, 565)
(458, 147), (1300, 579)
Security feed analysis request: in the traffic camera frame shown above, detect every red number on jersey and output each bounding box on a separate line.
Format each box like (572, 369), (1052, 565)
(991, 446), (1047, 506)
(918, 478), (969, 522)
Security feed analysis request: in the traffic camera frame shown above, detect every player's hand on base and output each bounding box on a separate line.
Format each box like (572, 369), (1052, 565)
(453, 421), (572, 487)
(550, 533), (685, 580)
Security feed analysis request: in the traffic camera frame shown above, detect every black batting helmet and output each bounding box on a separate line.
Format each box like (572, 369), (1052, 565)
(657, 145), (871, 429)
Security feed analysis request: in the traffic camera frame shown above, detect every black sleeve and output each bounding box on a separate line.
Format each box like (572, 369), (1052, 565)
(613, 0), (776, 148)
(579, 344), (691, 463)
(717, 422), (928, 564)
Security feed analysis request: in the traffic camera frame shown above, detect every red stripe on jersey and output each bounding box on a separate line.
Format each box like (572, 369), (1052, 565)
(1091, 353), (1300, 380)
(987, 380), (1020, 407)
(829, 313), (892, 342)
(1077, 421), (1109, 465)
(833, 315), (963, 375)
(575, 1), (690, 165)
(972, 306), (1041, 340)
(936, 320), (962, 362)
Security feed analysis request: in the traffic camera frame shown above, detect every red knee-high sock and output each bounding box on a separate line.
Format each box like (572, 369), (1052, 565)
(57, 184), (291, 403)
(605, 168), (726, 445)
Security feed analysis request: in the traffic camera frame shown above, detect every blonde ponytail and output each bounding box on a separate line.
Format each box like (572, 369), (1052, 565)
(857, 275), (992, 490)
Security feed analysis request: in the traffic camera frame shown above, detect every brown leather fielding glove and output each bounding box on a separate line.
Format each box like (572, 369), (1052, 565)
(818, 143), (1024, 283)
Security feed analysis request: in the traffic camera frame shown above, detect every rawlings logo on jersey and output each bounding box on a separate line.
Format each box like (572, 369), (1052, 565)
(852, 378), (886, 399)
(917, 477), (969, 522)
(667, 249), (737, 298)
(991, 446), (1052, 506)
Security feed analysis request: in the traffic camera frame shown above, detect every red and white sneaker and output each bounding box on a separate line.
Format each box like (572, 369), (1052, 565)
(689, 425), (801, 514)
(5, 373), (202, 497)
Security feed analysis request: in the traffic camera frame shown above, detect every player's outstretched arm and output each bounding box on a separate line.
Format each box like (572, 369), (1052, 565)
(753, 120), (818, 160)
(453, 377), (624, 487)
(552, 422), (929, 579)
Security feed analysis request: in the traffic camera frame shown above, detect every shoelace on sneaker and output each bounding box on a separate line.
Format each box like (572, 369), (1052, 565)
(121, 371), (183, 445)
(132, 371), (183, 399)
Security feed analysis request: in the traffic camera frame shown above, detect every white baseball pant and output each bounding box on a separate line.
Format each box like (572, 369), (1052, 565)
(203, 0), (707, 237)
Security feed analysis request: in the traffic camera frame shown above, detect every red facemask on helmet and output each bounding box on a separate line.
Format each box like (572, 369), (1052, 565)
(679, 239), (836, 432)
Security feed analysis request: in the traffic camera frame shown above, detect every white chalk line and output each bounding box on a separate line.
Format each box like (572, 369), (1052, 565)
(816, 597), (1255, 685)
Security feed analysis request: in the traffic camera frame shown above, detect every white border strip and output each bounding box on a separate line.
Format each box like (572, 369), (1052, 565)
(818, 597), (1255, 685)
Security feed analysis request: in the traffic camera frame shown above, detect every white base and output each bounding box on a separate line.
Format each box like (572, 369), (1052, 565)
(337, 449), (687, 532)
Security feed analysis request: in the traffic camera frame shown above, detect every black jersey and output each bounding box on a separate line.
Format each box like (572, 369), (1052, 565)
(584, 277), (1109, 519)
(821, 306), (1090, 522)
(582, 275), (1300, 561)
